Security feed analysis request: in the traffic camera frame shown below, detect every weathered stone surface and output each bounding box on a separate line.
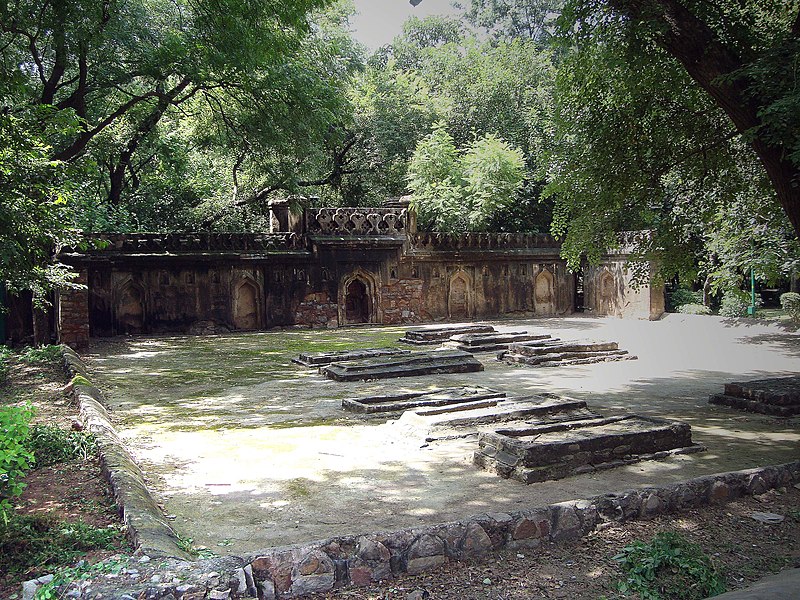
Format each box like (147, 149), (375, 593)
(290, 551), (335, 596)
(475, 415), (700, 484)
(293, 347), (410, 367)
(444, 332), (551, 353)
(500, 338), (637, 367)
(461, 523), (493, 558)
(320, 350), (484, 381)
(710, 377), (800, 416)
(399, 325), (496, 345)
(407, 534), (446, 575)
(342, 386), (505, 414)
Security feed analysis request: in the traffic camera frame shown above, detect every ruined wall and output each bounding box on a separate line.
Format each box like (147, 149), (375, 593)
(584, 259), (664, 320)
(50, 211), (662, 346)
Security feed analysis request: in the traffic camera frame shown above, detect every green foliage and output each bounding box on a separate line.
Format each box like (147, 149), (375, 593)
(27, 425), (98, 468)
(18, 345), (63, 365)
(0, 405), (34, 519)
(0, 345), (11, 384)
(408, 126), (526, 232)
(614, 531), (725, 600)
(677, 303), (712, 316)
(719, 290), (762, 318)
(667, 288), (702, 312)
(0, 512), (122, 581)
(780, 292), (800, 323)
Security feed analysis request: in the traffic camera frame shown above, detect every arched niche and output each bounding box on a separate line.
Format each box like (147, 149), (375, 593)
(116, 281), (145, 334)
(598, 269), (617, 316)
(233, 278), (262, 330)
(338, 269), (378, 326)
(534, 268), (555, 315)
(447, 270), (473, 319)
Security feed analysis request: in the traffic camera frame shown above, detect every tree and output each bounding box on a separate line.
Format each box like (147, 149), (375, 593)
(408, 125), (526, 231)
(561, 0), (800, 238)
(460, 0), (563, 42)
(546, 2), (799, 292)
(0, 0), (353, 227)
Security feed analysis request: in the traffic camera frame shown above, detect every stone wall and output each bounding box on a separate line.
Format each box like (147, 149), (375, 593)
(47, 209), (663, 343)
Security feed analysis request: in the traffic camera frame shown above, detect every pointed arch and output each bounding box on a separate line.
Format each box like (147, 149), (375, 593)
(233, 277), (262, 330)
(534, 268), (555, 315)
(115, 280), (145, 334)
(447, 270), (474, 319)
(338, 268), (379, 326)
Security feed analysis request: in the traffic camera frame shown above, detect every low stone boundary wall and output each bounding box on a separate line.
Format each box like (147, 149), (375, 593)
(51, 456), (799, 599)
(60, 346), (191, 560)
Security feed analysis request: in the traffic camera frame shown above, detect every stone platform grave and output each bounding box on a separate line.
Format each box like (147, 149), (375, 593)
(443, 331), (551, 353)
(319, 349), (483, 381)
(292, 347), (410, 367)
(474, 415), (703, 483)
(342, 386), (505, 413)
(396, 393), (602, 442)
(399, 324), (495, 345)
(499, 338), (636, 367)
(710, 376), (800, 416)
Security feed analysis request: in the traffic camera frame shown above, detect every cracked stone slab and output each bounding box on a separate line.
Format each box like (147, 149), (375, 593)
(399, 325), (495, 345)
(319, 350), (484, 381)
(710, 376), (800, 416)
(342, 386), (506, 413)
(475, 414), (703, 483)
(293, 347), (411, 367)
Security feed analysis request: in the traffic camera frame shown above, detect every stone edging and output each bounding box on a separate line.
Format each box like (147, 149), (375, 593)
(52, 459), (800, 599)
(60, 345), (192, 560)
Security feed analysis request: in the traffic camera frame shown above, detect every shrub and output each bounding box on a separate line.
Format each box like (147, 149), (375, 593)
(719, 289), (762, 318)
(677, 303), (711, 315)
(0, 405), (35, 520)
(0, 345), (12, 383)
(27, 425), (98, 468)
(19, 345), (62, 364)
(780, 292), (800, 323)
(614, 531), (725, 600)
(666, 288), (702, 312)
(0, 512), (121, 578)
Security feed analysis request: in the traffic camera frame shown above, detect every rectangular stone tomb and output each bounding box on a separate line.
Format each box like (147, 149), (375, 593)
(499, 339), (636, 367)
(397, 394), (602, 441)
(319, 350), (484, 381)
(399, 324), (496, 345)
(342, 386), (505, 413)
(709, 376), (800, 416)
(474, 415), (702, 483)
(292, 347), (411, 367)
(444, 332), (551, 353)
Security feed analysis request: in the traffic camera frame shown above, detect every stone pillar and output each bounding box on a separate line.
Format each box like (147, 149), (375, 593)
(269, 198), (306, 234)
(57, 268), (90, 350)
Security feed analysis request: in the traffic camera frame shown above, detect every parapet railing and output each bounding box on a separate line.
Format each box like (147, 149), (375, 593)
(410, 232), (561, 251)
(67, 232), (307, 254)
(305, 207), (408, 236)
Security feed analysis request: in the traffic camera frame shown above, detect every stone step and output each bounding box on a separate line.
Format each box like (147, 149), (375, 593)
(341, 386), (506, 414)
(474, 415), (703, 484)
(293, 347), (411, 367)
(319, 350), (484, 381)
(397, 394), (601, 440)
(399, 324), (496, 345)
(723, 376), (800, 406)
(500, 349), (636, 367)
(709, 393), (800, 417)
(443, 332), (552, 353)
(507, 340), (619, 356)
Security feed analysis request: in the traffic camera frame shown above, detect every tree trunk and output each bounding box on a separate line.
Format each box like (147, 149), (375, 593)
(610, 0), (800, 238)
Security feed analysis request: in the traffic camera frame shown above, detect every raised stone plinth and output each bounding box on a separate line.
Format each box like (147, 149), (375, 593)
(444, 332), (551, 353)
(342, 386), (505, 413)
(319, 350), (484, 381)
(710, 376), (800, 416)
(397, 394), (602, 441)
(293, 347), (410, 367)
(499, 339), (636, 367)
(474, 415), (702, 483)
(399, 325), (495, 345)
